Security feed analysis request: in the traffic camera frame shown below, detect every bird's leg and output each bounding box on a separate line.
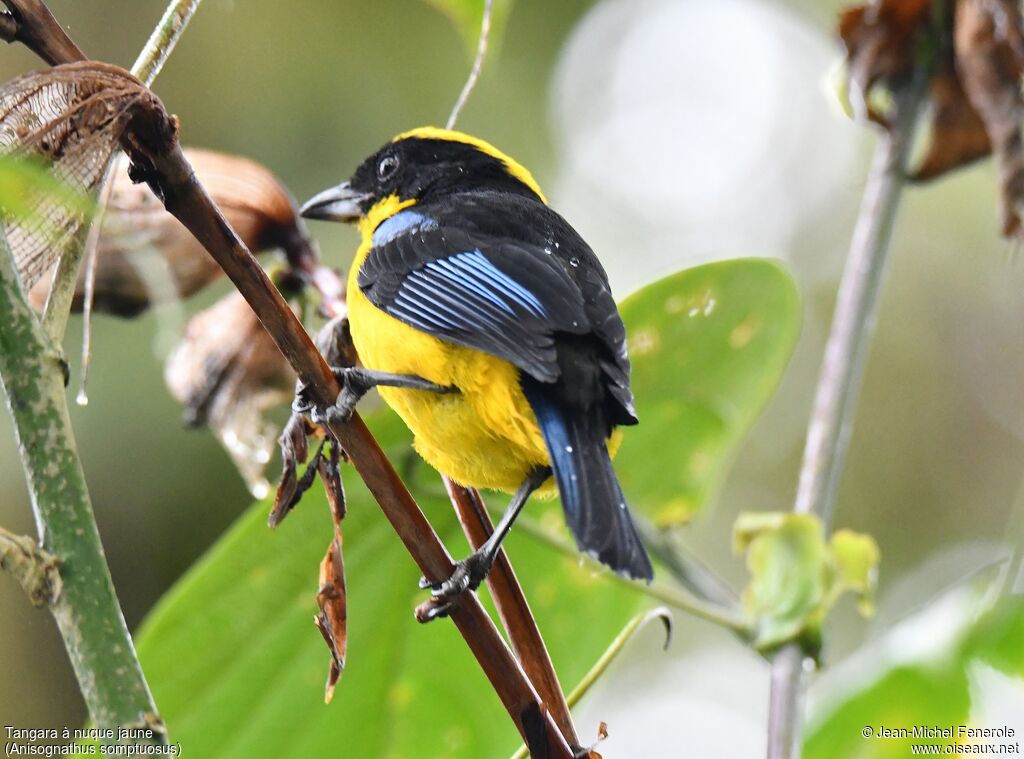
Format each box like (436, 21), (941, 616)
(309, 367), (458, 426)
(417, 466), (551, 623)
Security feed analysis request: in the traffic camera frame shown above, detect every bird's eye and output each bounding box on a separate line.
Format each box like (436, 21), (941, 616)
(377, 155), (399, 180)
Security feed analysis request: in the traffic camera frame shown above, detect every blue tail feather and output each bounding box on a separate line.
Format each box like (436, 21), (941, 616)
(523, 380), (653, 582)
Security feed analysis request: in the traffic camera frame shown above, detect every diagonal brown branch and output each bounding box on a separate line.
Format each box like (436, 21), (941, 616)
(445, 479), (581, 750)
(1, 0), (85, 65)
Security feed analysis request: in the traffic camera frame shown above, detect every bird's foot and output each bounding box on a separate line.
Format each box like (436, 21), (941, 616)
(304, 366), (369, 427)
(414, 551), (494, 623)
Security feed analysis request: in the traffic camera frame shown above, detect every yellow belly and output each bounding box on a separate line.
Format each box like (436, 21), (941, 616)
(348, 259), (552, 493)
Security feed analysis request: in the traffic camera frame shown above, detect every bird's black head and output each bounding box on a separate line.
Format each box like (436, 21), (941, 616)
(299, 127), (546, 226)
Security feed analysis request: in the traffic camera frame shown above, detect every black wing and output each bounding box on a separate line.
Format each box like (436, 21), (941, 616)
(357, 191), (637, 422)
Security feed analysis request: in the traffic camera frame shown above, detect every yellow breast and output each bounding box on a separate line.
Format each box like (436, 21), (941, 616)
(346, 211), (553, 494)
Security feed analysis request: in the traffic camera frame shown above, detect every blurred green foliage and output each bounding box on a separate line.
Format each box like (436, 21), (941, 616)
(617, 259), (800, 525)
(805, 591), (1024, 757)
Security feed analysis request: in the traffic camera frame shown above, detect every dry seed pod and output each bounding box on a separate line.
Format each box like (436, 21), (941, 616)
(165, 289), (297, 498)
(28, 147), (311, 316)
(0, 62), (155, 288)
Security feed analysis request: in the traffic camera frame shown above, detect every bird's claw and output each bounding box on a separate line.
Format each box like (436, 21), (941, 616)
(414, 553), (493, 623)
(303, 366), (365, 428)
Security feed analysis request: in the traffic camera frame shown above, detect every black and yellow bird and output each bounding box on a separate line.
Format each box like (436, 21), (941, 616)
(300, 128), (653, 609)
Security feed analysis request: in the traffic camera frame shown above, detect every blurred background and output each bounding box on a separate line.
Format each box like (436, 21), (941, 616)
(0, 0), (1022, 755)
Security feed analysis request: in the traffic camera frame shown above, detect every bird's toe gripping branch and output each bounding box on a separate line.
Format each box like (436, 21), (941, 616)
(415, 551), (494, 623)
(302, 366), (458, 427)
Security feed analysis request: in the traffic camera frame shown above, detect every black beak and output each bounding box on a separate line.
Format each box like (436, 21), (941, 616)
(299, 181), (369, 223)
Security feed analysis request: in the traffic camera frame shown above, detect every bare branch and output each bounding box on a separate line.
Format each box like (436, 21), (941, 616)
(445, 480), (581, 750)
(766, 72), (927, 759)
(0, 0), (86, 65)
(131, 0), (203, 87)
(446, 0), (493, 129)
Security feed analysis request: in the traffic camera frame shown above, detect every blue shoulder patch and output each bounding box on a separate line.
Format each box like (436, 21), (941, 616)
(372, 210), (438, 247)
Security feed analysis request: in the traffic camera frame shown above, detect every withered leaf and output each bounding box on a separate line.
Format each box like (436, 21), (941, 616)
(839, 0), (932, 121)
(27, 147), (314, 316)
(165, 289), (296, 498)
(953, 0), (1024, 235)
(910, 70), (992, 180)
(314, 532), (347, 704)
(270, 434), (324, 528)
(0, 62), (155, 288)
(269, 411), (315, 528)
(839, 0), (1024, 238)
(318, 439), (347, 525)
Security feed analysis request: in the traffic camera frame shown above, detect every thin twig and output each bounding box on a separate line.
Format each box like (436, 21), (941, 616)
(636, 519), (738, 606)
(131, 0), (203, 87)
(445, 0), (492, 129)
(445, 480), (581, 749)
(766, 76), (926, 759)
(76, 158), (119, 404)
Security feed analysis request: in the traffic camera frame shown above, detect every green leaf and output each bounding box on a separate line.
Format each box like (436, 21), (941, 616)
(424, 0), (513, 57)
(828, 529), (881, 617)
(805, 666), (971, 758)
(735, 512), (828, 650)
(616, 258), (800, 525)
(733, 512), (879, 651)
(804, 591), (1024, 758)
(135, 414), (650, 759)
(509, 607), (672, 759)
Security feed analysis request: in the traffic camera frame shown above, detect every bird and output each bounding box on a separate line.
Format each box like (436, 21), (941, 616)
(300, 127), (653, 614)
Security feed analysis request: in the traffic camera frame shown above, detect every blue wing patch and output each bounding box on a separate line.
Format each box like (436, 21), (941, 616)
(372, 210), (439, 247)
(414, 250), (547, 319)
(380, 249), (555, 368)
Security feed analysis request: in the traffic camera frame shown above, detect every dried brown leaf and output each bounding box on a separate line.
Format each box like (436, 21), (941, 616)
(269, 434), (326, 528)
(314, 533), (347, 703)
(839, 0), (933, 121)
(318, 439), (346, 526)
(910, 70), (992, 179)
(953, 0), (1024, 235)
(165, 289), (296, 497)
(269, 411), (315, 527)
(0, 61), (154, 288)
(27, 147), (314, 316)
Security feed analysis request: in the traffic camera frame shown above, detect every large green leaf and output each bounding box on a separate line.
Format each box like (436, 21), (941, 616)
(136, 413), (646, 759)
(616, 258), (800, 525)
